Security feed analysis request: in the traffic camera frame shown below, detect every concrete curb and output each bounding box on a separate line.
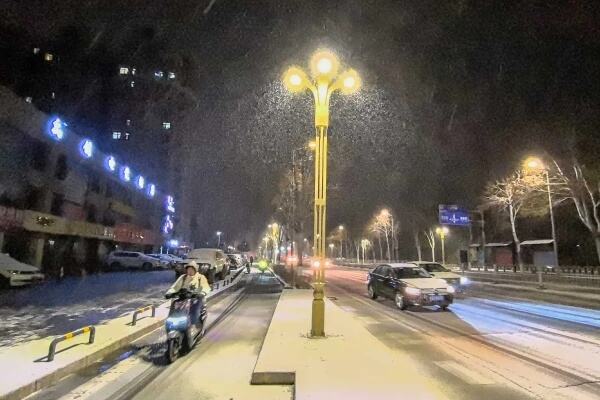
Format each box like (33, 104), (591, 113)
(268, 267), (292, 289)
(0, 269), (247, 400)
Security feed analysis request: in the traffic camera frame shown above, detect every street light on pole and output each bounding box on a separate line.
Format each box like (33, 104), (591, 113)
(523, 156), (559, 269)
(216, 231), (222, 248)
(284, 49), (361, 337)
(435, 226), (449, 265)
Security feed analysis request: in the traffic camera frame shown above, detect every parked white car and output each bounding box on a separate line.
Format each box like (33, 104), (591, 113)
(106, 251), (162, 270)
(148, 253), (182, 268)
(176, 248), (229, 282)
(0, 253), (45, 288)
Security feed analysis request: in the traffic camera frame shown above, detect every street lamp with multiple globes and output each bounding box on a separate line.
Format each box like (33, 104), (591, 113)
(435, 226), (449, 265)
(283, 49), (361, 337)
(523, 156), (559, 269)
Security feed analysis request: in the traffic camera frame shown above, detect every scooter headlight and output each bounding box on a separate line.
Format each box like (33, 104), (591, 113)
(166, 316), (188, 328)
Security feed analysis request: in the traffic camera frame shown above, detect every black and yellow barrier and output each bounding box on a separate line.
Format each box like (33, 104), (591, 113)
(131, 305), (156, 326)
(47, 326), (96, 361)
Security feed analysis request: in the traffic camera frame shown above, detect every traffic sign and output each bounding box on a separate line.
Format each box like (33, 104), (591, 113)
(439, 205), (470, 226)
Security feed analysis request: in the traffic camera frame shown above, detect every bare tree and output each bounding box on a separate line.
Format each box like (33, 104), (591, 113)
(555, 160), (600, 263)
(424, 229), (436, 262)
(484, 171), (541, 271)
(372, 210), (393, 262)
(414, 230), (423, 262)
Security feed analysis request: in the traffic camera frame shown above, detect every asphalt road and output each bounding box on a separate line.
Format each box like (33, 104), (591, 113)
(321, 266), (600, 400)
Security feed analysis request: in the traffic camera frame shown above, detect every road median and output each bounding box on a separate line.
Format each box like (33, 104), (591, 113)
(251, 289), (448, 399)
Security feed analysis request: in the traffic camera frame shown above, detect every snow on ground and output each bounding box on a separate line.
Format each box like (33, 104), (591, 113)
(0, 270), (175, 348)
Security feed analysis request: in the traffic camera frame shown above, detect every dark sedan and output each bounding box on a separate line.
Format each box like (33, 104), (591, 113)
(367, 263), (455, 310)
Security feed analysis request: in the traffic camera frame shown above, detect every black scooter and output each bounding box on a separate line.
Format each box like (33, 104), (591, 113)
(164, 288), (207, 363)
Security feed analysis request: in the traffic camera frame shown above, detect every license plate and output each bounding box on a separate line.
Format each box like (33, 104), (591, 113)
(429, 295), (444, 302)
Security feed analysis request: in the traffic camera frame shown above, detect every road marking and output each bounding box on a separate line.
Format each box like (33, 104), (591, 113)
(340, 306), (357, 313)
(434, 360), (496, 385)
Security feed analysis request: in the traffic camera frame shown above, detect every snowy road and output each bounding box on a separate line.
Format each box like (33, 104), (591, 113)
(0, 270), (175, 347)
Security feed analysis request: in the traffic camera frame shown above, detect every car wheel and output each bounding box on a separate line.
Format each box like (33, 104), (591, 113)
(142, 262), (153, 271)
(110, 262), (122, 271)
(440, 305), (449, 311)
(367, 284), (378, 299)
(0, 276), (10, 289)
(206, 268), (216, 284)
(395, 292), (408, 310)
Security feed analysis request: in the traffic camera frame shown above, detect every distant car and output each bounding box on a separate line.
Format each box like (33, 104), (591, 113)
(226, 254), (242, 270)
(106, 251), (162, 270)
(367, 263), (454, 311)
(0, 253), (45, 288)
(148, 253), (182, 268)
(408, 261), (468, 293)
(176, 248), (229, 283)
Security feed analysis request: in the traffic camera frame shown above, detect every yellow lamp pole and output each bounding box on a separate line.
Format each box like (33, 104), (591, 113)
(283, 50), (361, 337)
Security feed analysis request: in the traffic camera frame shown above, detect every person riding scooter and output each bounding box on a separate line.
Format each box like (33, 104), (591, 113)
(165, 261), (211, 322)
(164, 261), (211, 362)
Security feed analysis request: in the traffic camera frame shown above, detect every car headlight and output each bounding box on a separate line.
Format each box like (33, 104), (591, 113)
(404, 287), (421, 296)
(447, 285), (456, 294)
(7, 270), (19, 275)
(460, 276), (469, 285)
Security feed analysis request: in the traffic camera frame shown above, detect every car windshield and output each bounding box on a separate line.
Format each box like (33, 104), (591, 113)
(419, 263), (449, 272)
(393, 267), (431, 279)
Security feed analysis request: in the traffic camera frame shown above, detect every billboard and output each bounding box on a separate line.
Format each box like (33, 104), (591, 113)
(439, 204), (470, 226)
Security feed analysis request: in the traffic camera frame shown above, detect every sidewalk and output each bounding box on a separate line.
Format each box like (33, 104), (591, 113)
(0, 301), (170, 400)
(252, 290), (447, 400)
(0, 269), (246, 400)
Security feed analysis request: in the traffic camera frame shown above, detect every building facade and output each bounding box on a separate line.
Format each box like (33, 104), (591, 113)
(0, 86), (176, 277)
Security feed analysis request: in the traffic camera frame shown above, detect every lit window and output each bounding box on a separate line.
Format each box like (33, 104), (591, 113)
(162, 122), (171, 130)
(112, 131), (121, 140)
(126, 119), (131, 126)
(154, 71), (164, 79)
(51, 92), (56, 99)
(130, 80), (135, 88)
(124, 132), (130, 140)
(119, 67), (129, 75)
(44, 53), (53, 62)
(131, 67), (137, 75)
(25, 97), (33, 103)
(33, 48), (40, 54)
(168, 72), (176, 79)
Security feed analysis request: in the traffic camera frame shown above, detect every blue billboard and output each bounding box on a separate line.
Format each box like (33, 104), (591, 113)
(439, 205), (470, 226)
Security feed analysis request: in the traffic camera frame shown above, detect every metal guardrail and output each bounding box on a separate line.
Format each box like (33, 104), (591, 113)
(131, 305), (156, 326)
(47, 326), (95, 362)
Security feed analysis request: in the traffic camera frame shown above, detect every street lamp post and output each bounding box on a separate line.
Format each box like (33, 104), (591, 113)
(216, 231), (222, 248)
(284, 50), (361, 337)
(524, 157), (559, 269)
(338, 225), (344, 258)
(436, 226), (449, 265)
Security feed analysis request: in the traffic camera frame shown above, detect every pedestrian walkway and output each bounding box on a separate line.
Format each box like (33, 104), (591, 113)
(252, 289), (448, 400)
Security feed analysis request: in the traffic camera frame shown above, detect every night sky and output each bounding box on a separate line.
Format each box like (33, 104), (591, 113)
(2, 1), (600, 248)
